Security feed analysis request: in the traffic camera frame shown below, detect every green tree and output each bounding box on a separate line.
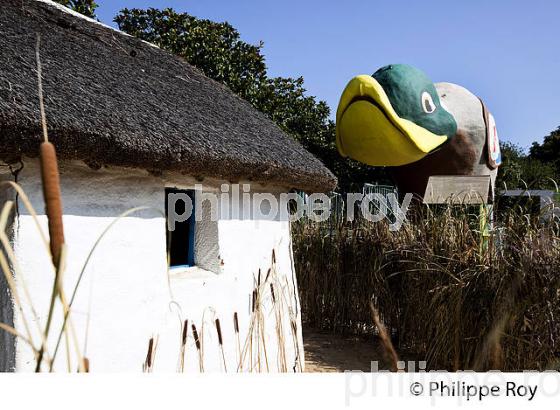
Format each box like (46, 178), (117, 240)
(54, 0), (98, 18)
(497, 141), (557, 190)
(115, 8), (265, 103)
(115, 8), (390, 190)
(529, 126), (560, 178)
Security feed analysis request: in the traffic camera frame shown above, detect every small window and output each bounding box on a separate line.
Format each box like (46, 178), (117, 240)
(165, 188), (196, 268)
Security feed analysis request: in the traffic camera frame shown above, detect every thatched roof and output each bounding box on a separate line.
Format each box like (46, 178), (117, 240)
(0, 0), (336, 192)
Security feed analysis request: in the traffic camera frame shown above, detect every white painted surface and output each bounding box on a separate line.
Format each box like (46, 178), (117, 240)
(192, 193), (221, 274)
(436, 82), (498, 196)
(0, 159), (303, 372)
(0, 177), (16, 372)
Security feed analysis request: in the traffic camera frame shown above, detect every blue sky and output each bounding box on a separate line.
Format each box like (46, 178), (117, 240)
(97, 0), (560, 149)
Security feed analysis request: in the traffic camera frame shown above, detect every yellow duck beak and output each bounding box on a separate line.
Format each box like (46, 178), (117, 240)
(336, 75), (448, 166)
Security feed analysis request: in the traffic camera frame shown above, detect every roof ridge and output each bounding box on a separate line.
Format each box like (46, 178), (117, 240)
(32, 0), (257, 105)
(32, 0), (160, 49)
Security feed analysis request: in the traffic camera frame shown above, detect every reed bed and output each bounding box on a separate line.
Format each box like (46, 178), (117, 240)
(293, 199), (560, 371)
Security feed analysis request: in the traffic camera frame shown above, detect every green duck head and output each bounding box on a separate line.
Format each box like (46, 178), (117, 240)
(336, 64), (457, 166)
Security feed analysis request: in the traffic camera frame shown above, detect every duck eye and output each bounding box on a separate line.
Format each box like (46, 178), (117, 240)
(421, 91), (436, 114)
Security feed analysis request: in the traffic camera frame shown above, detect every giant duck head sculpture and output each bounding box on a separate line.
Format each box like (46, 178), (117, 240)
(336, 64), (501, 198)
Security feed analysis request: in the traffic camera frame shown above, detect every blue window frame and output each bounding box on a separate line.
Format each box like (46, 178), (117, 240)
(165, 188), (196, 268)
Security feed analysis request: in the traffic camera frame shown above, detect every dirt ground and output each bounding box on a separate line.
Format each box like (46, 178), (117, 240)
(303, 329), (391, 372)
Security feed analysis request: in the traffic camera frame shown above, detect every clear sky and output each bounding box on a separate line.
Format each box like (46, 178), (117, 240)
(96, 0), (560, 149)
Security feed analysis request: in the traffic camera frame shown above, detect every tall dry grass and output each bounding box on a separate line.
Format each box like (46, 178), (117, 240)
(293, 198), (560, 371)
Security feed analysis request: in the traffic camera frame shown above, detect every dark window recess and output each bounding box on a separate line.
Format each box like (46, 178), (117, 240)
(165, 188), (196, 267)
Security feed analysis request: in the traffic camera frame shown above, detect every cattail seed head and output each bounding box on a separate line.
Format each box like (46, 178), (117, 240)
(233, 312), (239, 334)
(215, 319), (223, 345)
(40, 142), (65, 266)
(82, 357), (90, 373)
(146, 337), (154, 368)
(265, 268), (271, 282)
(191, 324), (201, 350)
(182, 319), (188, 346)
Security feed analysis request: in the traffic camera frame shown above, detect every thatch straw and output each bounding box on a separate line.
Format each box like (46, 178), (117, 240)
(4, 0), (338, 193)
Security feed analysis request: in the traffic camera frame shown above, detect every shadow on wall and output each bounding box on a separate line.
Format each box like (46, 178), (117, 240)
(0, 182), (16, 372)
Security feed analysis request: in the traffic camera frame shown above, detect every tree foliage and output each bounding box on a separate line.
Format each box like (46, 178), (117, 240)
(115, 8), (265, 103)
(112, 7), (559, 192)
(115, 8), (390, 190)
(497, 140), (558, 190)
(54, 0), (98, 18)
(529, 126), (560, 178)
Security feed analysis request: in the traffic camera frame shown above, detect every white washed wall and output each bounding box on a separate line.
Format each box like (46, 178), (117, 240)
(0, 159), (303, 372)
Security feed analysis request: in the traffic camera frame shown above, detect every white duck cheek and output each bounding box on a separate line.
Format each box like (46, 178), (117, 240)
(439, 99), (452, 115)
(421, 91), (437, 114)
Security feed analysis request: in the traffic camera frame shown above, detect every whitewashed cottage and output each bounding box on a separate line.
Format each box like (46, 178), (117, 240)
(0, 0), (336, 371)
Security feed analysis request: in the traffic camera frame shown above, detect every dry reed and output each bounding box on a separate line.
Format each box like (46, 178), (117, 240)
(369, 301), (399, 371)
(294, 197), (560, 371)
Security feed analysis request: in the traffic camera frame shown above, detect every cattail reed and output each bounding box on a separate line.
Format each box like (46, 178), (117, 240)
(369, 301), (399, 372)
(36, 35), (64, 267)
(146, 338), (154, 367)
(40, 142), (65, 266)
(234, 312), (240, 334)
(191, 324), (201, 351)
(234, 312), (241, 371)
(253, 280), (269, 372)
(236, 260), (303, 373)
(258, 315), (269, 372)
(290, 319), (303, 372)
(191, 324), (203, 372)
(143, 337), (155, 372)
(82, 357), (90, 373)
(254, 287), (260, 372)
(215, 318), (227, 372)
(34, 34), (67, 373)
(270, 281), (287, 372)
(215, 319), (223, 346)
(182, 319), (189, 347)
(179, 319), (188, 372)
